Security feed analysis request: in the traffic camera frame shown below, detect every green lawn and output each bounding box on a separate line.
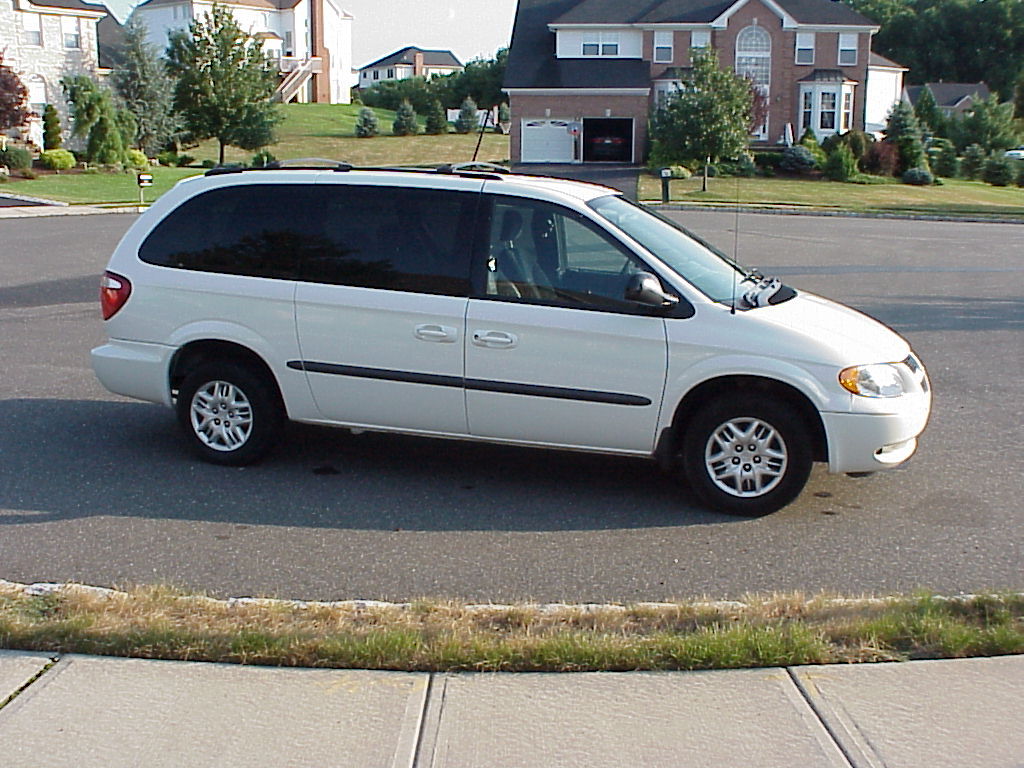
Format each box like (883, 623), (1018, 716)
(2, 103), (510, 204)
(638, 174), (1024, 218)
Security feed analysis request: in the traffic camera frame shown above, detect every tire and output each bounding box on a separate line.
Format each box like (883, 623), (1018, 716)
(176, 360), (284, 466)
(681, 395), (813, 516)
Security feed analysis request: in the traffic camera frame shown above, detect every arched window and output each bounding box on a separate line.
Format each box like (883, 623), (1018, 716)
(735, 25), (771, 92)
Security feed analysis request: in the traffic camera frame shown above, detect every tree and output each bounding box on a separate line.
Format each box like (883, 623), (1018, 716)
(824, 143), (859, 181)
(61, 75), (134, 165)
(391, 99), (419, 136)
(913, 86), (944, 138)
(884, 100), (928, 174)
(949, 94), (1021, 152)
(454, 96), (478, 134)
(0, 52), (32, 132)
(42, 104), (62, 150)
(424, 99), (449, 135)
(432, 48), (507, 110)
(166, 4), (281, 165)
(112, 16), (179, 156)
(960, 143), (985, 179)
(649, 48), (754, 190)
(354, 106), (379, 137)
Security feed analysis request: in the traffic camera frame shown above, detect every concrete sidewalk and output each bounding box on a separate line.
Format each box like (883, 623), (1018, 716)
(1, 651), (1021, 767)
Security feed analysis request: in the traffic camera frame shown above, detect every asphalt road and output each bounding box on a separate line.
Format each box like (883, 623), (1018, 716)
(0, 211), (1021, 601)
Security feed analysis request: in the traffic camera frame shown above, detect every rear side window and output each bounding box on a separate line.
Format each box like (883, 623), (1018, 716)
(139, 183), (476, 295)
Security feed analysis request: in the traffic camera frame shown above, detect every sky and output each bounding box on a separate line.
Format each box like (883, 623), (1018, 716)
(341, 0), (519, 68)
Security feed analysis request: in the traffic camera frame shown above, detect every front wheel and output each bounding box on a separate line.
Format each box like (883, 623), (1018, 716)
(176, 361), (284, 466)
(681, 395), (813, 516)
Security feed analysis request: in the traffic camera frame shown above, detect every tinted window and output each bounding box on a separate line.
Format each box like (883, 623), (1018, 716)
(139, 183), (476, 296)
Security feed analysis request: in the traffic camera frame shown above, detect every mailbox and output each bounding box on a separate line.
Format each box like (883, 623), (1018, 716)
(137, 173), (154, 187)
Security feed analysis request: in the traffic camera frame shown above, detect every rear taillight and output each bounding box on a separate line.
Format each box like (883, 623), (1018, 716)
(100, 271), (132, 320)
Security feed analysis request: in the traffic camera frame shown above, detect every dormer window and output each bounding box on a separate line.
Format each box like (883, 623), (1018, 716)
(582, 32), (619, 56)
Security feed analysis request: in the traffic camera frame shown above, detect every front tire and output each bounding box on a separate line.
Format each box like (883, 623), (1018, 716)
(176, 361), (283, 466)
(681, 395), (812, 516)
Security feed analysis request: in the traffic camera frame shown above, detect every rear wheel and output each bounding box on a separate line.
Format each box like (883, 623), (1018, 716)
(681, 395), (812, 516)
(176, 361), (283, 465)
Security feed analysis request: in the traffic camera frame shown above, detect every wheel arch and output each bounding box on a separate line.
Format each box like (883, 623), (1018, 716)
(658, 375), (828, 465)
(169, 340), (284, 410)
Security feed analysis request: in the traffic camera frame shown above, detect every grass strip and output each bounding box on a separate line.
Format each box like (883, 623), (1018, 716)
(1, 584), (1020, 672)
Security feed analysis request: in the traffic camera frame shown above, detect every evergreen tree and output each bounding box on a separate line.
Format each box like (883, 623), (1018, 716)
(166, 5), (281, 165)
(950, 94), (1020, 152)
(824, 143), (859, 181)
(424, 100), (448, 135)
(112, 15), (179, 156)
(42, 104), (62, 149)
(354, 106), (379, 138)
(0, 52), (32, 132)
(61, 75), (133, 165)
(648, 49), (754, 189)
(981, 153), (1014, 186)
(455, 96), (479, 134)
(798, 128), (827, 169)
(960, 143), (985, 179)
(913, 86), (945, 138)
(928, 137), (959, 177)
(391, 99), (419, 136)
(884, 101), (928, 174)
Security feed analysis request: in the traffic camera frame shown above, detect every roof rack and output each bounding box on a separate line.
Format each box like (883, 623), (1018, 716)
(204, 158), (353, 176)
(203, 159), (510, 180)
(435, 161), (511, 175)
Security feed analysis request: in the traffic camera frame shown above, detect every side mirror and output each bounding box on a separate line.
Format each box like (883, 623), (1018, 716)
(625, 272), (679, 307)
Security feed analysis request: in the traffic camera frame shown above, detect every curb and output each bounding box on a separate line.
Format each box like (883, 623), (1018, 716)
(643, 201), (1024, 225)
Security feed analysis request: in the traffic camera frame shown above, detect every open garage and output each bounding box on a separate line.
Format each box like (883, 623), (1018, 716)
(582, 118), (633, 163)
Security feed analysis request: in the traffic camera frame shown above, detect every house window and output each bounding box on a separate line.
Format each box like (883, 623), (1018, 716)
(819, 91), (837, 130)
(842, 91), (853, 131)
(802, 91), (813, 129)
(387, 68), (394, 78)
(838, 33), (857, 66)
(62, 16), (81, 49)
(373, 70), (379, 80)
(582, 32), (619, 57)
(27, 76), (47, 112)
(654, 31), (673, 63)
(735, 26), (771, 90)
(22, 12), (42, 46)
(284, 31), (292, 54)
(795, 32), (814, 65)
(690, 30), (710, 49)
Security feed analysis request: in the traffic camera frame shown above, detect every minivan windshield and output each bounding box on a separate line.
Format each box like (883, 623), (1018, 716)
(588, 195), (743, 303)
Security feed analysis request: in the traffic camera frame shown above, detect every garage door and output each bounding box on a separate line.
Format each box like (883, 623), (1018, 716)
(521, 119), (575, 163)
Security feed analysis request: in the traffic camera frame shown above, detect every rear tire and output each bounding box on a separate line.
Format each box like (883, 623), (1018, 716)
(176, 361), (283, 466)
(681, 395), (812, 516)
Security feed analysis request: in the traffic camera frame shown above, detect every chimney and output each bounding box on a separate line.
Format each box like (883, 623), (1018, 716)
(413, 51), (425, 76)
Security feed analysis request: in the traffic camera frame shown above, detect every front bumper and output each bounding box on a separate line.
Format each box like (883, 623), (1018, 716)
(822, 398), (930, 474)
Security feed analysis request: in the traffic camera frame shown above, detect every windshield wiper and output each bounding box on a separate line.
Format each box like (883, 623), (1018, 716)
(740, 271), (783, 308)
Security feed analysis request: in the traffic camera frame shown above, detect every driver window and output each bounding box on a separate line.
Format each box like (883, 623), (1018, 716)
(484, 198), (648, 311)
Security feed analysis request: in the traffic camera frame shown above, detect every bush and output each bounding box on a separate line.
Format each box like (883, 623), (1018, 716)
(798, 129), (827, 169)
(125, 149), (148, 170)
(19, 168), (37, 179)
(0, 146), (33, 170)
(156, 151), (178, 166)
(200, 159), (216, 168)
(251, 149), (275, 168)
(424, 100), (448, 135)
(1018, 163), (1024, 188)
(779, 145), (817, 174)
(845, 130), (873, 167)
(175, 154), (195, 167)
(392, 100), (419, 136)
(960, 144), (986, 180)
(455, 97), (478, 134)
(824, 144), (858, 182)
(42, 104), (62, 150)
(39, 149), (75, 171)
(667, 165), (691, 179)
(862, 142), (898, 176)
(820, 133), (844, 156)
(902, 167), (934, 185)
(355, 106), (379, 138)
(753, 151), (783, 170)
(981, 154), (1014, 186)
(929, 138), (959, 178)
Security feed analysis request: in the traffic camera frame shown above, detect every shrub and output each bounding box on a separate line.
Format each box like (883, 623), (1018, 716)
(200, 159), (216, 168)
(844, 130), (873, 167)
(981, 154), (1014, 186)
(798, 129), (827, 169)
(960, 144), (986, 180)
(928, 138), (959, 178)
(862, 142), (898, 176)
(19, 168), (37, 179)
(156, 150), (178, 166)
(779, 145), (817, 174)
(176, 154), (195, 167)
(39, 148), (75, 170)
(902, 167), (934, 185)
(424, 100), (448, 135)
(392, 100), (419, 136)
(125, 149), (148, 170)
(1018, 162), (1024, 188)
(824, 144), (858, 182)
(667, 164), (691, 179)
(0, 146), (32, 170)
(355, 106), (379, 138)
(820, 133), (843, 156)
(251, 149), (275, 168)
(42, 104), (62, 150)
(455, 97), (478, 134)
(754, 151), (783, 170)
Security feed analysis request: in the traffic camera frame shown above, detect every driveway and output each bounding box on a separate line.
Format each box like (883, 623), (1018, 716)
(512, 163), (642, 199)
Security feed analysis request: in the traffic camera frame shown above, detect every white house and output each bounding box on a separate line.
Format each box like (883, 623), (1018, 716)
(357, 46), (461, 87)
(0, 0), (107, 148)
(133, 0), (354, 103)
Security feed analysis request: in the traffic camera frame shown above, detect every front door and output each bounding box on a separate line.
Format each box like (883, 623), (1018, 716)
(464, 195), (667, 453)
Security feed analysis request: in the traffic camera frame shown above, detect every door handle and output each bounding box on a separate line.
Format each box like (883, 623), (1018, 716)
(414, 324), (457, 343)
(472, 330), (518, 349)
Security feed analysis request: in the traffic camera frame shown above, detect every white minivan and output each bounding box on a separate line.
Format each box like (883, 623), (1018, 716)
(92, 163), (931, 515)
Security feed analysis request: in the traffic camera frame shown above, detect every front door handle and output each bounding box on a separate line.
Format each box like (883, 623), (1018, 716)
(414, 324), (457, 343)
(472, 330), (518, 349)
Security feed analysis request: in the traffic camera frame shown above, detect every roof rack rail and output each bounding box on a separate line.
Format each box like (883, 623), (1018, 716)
(265, 157), (353, 171)
(436, 161), (511, 176)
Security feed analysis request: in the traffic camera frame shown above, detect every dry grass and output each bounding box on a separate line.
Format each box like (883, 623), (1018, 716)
(1, 584), (1020, 672)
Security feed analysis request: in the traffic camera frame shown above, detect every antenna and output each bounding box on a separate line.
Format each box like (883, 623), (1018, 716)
(730, 172), (741, 314)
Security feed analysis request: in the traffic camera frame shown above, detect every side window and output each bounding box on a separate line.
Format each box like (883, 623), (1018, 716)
(482, 197), (649, 312)
(310, 185), (474, 295)
(138, 185), (317, 280)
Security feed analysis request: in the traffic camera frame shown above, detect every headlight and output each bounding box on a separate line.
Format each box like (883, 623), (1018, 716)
(839, 363), (905, 398)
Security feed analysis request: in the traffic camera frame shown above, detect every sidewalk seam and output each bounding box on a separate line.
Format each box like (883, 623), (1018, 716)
(786, 667), (863, 768)
(0, 655), (61, 715)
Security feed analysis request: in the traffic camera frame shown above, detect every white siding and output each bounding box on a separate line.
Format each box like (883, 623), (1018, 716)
(555, 28), (643, 58)
(865, 66), (904, 135)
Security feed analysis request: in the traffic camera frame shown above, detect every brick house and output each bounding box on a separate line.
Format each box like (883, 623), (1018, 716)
(504, 0), (889, 164)
(0, 0), (107, 148)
